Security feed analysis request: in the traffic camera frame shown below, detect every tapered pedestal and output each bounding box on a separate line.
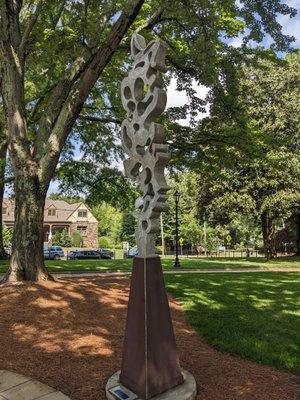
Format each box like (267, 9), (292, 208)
(119, 256), (184, 399)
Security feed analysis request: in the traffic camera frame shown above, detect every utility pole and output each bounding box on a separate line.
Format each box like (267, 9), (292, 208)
(203, 213), (207, 257)
(160, 213), (165, 257)
(173, 189), (181, 268)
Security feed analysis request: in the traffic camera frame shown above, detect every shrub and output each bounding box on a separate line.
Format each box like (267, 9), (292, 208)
(71, 231), (83, 247)
(99, 236), (112, 248)
(3, 224), (13, 245)
(52, 229), (72, 247)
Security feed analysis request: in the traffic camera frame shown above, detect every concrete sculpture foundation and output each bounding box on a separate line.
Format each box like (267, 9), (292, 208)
(106, 33), (196, 400)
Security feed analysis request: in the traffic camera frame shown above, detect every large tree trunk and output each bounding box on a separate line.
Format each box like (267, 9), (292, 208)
(261, 212), (277, 260)
(0, 141), (8, 260)
(2, 173), (53, 283)
(0, 0), (145, 282)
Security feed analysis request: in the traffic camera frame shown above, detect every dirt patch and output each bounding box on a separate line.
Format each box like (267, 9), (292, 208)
(0, 277), (298, 400)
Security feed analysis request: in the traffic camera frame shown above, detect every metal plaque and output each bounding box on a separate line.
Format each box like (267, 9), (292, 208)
(109, 385), (138, 400)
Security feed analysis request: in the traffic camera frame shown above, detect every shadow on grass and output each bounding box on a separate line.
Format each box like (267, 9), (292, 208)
(166, 272), (300, 375)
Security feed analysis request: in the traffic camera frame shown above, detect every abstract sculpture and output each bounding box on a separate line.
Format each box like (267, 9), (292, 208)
(121, 33), (170, 256)
(106, 33), (196, 400)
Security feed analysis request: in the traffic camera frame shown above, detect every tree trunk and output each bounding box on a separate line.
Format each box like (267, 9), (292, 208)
(296, 214), (300, 256)
(0, 141), (8, 260)
(0, 0), (145, 282)
(2, 173), (53, 283)
(261, 212), (277, 260)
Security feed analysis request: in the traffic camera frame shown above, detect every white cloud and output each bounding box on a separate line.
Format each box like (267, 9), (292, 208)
(166, 77), (209, 126)
(278, 13), (300, 47)
(285, 0), (300, 7)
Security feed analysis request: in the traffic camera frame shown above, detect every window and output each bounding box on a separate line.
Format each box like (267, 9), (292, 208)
(78, 209), (87, 218)
(48, 208), (56, 216)
(77, 226), (87, 236)
(2, 207), (7, 215)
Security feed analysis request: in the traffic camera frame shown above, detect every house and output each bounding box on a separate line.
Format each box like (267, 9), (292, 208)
(2, 199), (99, 248)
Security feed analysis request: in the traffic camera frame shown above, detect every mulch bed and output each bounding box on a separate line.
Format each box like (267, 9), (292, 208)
(0, 276), (299, 400)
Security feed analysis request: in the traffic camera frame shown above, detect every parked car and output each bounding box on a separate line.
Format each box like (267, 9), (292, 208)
(44, 246), (64, 260)
(1, 245), (10, 259)
(4, 244), (12, 255)
(124, 247), (139, 258)
(98, 248), (114, 259)
(69, 250), (102, 260)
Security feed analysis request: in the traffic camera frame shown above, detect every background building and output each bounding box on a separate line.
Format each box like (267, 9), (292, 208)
(2, 199), (99, 248)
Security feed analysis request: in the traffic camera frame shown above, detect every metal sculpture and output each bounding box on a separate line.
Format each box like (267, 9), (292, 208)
(106, 32), (196, 400)
(121, 33), (170, 257)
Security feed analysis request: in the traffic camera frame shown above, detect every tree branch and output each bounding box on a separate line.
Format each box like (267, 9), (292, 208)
(0, 3), (30, 166)
(144, 7), (164, 30)
(35, 51), (94, 153)
(19, 1), (44, 60)
(0, 1), (22, 51)
(38, 0), (145, 186)
(50, 0), (66, 29)
(79, 115), (122, 124)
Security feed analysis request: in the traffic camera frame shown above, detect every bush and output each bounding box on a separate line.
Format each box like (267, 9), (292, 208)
(71, 231), (83, 247)
(99, 236), (112, 248)
(156, 245), (163, 254)
(52, 229), (72, 247)
(3, 224), (13, 245)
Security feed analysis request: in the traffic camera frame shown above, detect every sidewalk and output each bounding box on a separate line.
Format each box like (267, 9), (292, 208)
(0, 370), (70, 400)
(54, 267), (300, 278)
(1, 268), (299, 281)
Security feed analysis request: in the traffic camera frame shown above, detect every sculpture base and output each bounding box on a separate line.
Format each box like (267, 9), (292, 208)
(106, 370), (196, 400)
(119, 256), (184, 399)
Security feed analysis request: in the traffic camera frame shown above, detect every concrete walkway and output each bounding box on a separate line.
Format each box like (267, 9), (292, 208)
(0, 371), (70, 400)
(1, 268), (299, 281)
(54, 267), (300, 278)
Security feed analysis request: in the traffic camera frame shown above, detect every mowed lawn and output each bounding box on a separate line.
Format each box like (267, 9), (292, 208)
(165, 272), (300, 375)
(1, 256), (300, 273)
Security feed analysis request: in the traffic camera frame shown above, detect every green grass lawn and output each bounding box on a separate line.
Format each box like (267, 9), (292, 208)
(165, 272), (300, 375)
(0, 257), (300, 273)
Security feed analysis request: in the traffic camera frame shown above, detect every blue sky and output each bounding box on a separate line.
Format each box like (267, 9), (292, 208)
(167, 0), (300, 123)
(278, 0), (300, 47)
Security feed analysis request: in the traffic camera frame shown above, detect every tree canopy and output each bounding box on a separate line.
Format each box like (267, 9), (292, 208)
(0, 0), (298, 280)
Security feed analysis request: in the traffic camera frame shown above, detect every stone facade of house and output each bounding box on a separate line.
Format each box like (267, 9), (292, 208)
(69, 221), (99, 248)
(2, 198), (99, 248)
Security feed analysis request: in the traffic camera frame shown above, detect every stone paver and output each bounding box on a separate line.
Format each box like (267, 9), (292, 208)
(0, 371), (29, 393)
(0, 371), (70, 400)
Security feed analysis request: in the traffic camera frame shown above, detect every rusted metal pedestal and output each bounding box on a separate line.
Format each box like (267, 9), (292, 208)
(120, 256), (184, 398)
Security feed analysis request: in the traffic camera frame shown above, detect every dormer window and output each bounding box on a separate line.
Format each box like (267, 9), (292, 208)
(48, 208), (56, 216)
(78, 209), (87, 218)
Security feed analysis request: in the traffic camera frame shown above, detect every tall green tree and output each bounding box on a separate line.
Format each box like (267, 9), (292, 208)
(194, 53), (300, 259)
(0, 0), (296, 281)
(0, 0), (145, 282)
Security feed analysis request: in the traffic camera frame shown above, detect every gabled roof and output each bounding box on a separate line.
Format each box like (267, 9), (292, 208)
(2, 199), (92, 224)
(44, 200), (82, 222)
